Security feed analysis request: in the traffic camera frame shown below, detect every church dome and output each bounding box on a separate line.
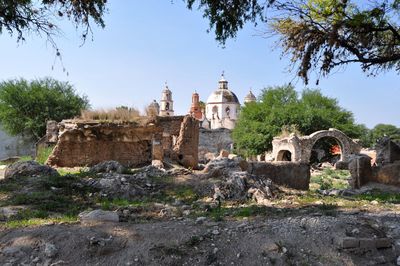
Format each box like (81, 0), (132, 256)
(206, 74), (240, 104)
(244, 90), (256, 103)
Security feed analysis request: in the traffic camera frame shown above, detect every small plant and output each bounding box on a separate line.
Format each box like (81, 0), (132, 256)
(36, 146), (54, 164)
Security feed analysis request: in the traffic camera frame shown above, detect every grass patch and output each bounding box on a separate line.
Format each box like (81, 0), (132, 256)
(310, 169), (350, 190)
(355, 192), (400, 204)
(35, 146), (54, 164)
(4, 215), (78, 229)
(99, 198), (148, 210)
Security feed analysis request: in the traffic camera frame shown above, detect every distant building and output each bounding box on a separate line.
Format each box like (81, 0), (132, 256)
(0, 125), (34, 159)
(159, 83), (174, 117)
(204, 73), (240, 130)
(244, 90), (256, 103)
(153, 73), (255, 130)
(189, 91), (203, 120)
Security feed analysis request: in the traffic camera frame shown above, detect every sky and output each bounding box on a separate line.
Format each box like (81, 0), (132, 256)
(0, 1), (399, 128)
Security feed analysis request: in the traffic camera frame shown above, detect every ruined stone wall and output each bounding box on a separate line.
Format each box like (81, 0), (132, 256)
(199, 128), (233, 163)
(247, 162), (310, 190)
(349, 141), (400, 188)
(172, 116), (199, 168)
(155, 116), (184, 158)
(47, 122), (162, 167)
(272, 129), (361, 163)
(46, 116), (199, 168)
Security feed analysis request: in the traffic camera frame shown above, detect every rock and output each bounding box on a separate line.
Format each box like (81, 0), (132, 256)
(196, 216), (207, 224)
(151, 160), (164, 169)
(2, 246), (24, 256)
(396, 256), (400, 266)
(90, 161), (126, 174)
(204, 152), (216, 162)
(321, 162), (333, 169)
(0, 156), (21, 165)
(44, 243), (58, 258)
(218, 149), (229, 158)
(79, 209), (119, 223)
(335, 161), (349, 170)
(212, 229), (220, 235)
(341, 237), (359, 249)
(5, 161), (59, 179)
(375, 238), (392, 249)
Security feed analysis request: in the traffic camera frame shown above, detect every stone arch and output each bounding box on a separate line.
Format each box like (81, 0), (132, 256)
(276, 150), (292, 161)
(272, 134), (302, 162)
(272, 129), (361, 163)
(303, 129), (357, 163)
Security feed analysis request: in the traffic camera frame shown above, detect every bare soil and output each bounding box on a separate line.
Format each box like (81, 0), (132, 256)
(0, 165), (399, 265)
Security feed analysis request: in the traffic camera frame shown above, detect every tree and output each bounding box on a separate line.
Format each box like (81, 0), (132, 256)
(368, 123), (400, 146)
(0, 0), (106, 50)
(185, 0), (400, 84)
(232, 84), (365, 156)
(0, 77), (90, 140)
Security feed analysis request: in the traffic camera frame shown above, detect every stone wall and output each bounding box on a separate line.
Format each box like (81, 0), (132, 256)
(349, 140), (400, 188)
(247, 162), (310, 190)
(0, 126), (34, 159)
(47, 116), (199, 168)
(272, 128), (361, 163)
(199, 128), (233, 163)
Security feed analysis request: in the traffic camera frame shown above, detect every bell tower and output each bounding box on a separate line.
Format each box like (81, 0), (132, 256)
(189, 91), (203, 120)
(159, 82), (174, 116)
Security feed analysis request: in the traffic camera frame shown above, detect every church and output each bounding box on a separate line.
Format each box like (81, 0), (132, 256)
(150, 73), (256, 130)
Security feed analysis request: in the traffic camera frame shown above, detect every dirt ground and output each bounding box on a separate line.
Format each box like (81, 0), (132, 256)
(0, 211), (399, 266)
(0, 163), (400, 265)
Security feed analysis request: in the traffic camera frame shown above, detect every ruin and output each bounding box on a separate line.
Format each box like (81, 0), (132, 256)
(46, 116), (199, 169)
(272, 128), (361, 163)
(349, 138), (400, 188)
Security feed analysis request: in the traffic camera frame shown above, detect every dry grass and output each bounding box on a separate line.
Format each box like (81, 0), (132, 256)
(80, 107), (142, 122)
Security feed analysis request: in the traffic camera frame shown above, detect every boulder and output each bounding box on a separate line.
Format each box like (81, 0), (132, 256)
(90, 161), (126, 174)
(218, 149), (229, 158)
(151, 160), (164, 169)
(4, 161), (59, 179)
(79, 209), (119, 223)
(335, 161), (349, 170)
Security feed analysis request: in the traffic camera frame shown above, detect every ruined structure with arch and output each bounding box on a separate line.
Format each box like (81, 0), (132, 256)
(272, 128), (361, 163)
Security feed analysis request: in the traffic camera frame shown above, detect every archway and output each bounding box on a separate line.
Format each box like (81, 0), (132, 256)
(276, 150), (292, 161)
(310, 136), (342, 165)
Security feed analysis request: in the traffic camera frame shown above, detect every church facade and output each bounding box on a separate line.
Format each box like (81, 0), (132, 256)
(149, 73), (256, 130)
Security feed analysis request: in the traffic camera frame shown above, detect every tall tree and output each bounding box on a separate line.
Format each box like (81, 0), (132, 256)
(0, 0), (106, 50)
(369, 123), (400, 146)
(232, 84), (365, 156)
(0, 78), (89, 140)
(185, 0), (400, 84)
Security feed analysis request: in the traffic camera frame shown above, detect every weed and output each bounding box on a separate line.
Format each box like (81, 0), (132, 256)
(355, 192), (400, 204)
(36, 146), (54, 164)
(186, 235), (202, 247)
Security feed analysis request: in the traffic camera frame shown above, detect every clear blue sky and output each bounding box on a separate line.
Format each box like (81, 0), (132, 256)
(0, 1), (399, 128)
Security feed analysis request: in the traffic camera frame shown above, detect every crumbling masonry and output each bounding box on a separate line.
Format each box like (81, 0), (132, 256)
(46, 116), (199, 168)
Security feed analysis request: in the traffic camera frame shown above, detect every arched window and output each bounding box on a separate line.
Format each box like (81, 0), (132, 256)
(212, 106), (218, 114)
(225, 106), (230, 116)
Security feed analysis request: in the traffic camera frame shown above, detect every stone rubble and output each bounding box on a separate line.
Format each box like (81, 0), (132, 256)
(4, 160), (59, 179)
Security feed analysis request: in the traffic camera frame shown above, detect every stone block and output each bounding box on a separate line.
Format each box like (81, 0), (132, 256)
(359, 238), (376, 250)
(247, 161), (310, 190)
(341, 237), (359, 249)
(375, 238), (392, 249)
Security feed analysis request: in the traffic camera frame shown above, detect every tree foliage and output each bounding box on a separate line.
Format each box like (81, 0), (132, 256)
(232, 84), (365, 156)
(0, 78), (89, 140)
(185, 0), (400, 84)
(367, 123), (400, 146)
(0, 0), (107, 49)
